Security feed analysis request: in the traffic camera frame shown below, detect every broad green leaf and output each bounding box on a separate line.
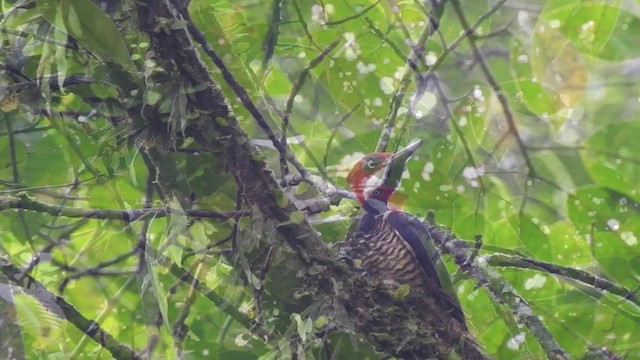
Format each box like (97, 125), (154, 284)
(23, 133), (71, 186)
(508, 213), (552, 261)
(36, 0), (136, 73)
(0, 6), (42, 29)
(541, 2), (621, 57)
(595, 8), (640, 60)
(582, 122), (640, 203)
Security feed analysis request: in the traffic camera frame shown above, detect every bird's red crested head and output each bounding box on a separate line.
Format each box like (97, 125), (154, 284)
(346, 152), (391, 204)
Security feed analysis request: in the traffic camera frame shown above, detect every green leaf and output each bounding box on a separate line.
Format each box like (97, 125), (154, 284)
(508, 213), (552, 261)
(145, 90), (161, 106)
(275, 189), (289, 208)
(36, 0), (137, 73)
(234, 333), (251, 347)
(23, 134), (71, 186)
(594, 8), (640, 60)
(289, 210), (305, 224)
(294, 315), (312, 341)
(393, 284), (411, 300)
(540, 1), (622, 58)
(582, 122), (640, 203)
(308, 263), (327, 275)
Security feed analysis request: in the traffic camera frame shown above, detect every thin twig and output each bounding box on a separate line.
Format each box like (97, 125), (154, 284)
(0, 193), (248, 221)
(0, 177), (98, 194)
(322, 104), (360, 168)
(431, 76), (485, 190)
(449, 0), (536, 176)
(324, 0), (381, 26)
(0, 125), (52, 137)
(260, 0), (284, 78)
(3, 115), (35, 248)
(375, 1), (444, 152)
(280, 40), (340, 182)
(290, 0), (324, 51)
(172, 262), (203, 357)
(363, 17), (411, 65)
(426, 0), (509, 74)
(6, 74), (93, 92)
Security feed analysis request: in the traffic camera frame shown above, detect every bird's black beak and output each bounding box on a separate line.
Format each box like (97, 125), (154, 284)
(381, 140), (423, 188)
(389, 140), (423, 165)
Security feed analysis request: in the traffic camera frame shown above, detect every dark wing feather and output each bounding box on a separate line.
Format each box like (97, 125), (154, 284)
(357, 211), (376, 235)
(386, 211), (467, 327)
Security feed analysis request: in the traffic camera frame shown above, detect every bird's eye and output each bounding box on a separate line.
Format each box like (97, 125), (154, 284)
(372, 190), (381, 196)
(365, 159), (376, 169)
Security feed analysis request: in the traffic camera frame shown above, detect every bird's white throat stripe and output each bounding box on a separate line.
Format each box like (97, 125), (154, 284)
(362, 174), (382, 198)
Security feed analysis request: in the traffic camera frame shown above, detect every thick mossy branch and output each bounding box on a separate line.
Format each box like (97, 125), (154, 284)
(421, 221), (570, 360)
(137, 1), (333, 266)
(485, 253), (640, 308)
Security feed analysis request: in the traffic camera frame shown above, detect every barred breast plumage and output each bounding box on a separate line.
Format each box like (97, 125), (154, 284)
(360, 215), (429, 288)
(352, 209), (467, 328)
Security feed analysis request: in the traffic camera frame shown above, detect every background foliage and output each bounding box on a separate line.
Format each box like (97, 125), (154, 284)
(1, 0), (639, 359)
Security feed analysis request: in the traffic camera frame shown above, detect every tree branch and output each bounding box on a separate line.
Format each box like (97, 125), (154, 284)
(376, 1), (444, 153)
(0, 259), (140, 359)
(485, 253), (640, 308)
(183, 8), (310, 180)
(280, 40), (340, 181)
(0, 194), (247, 221)
(449, 0), (536, 175)
(420, 220), (570, 359)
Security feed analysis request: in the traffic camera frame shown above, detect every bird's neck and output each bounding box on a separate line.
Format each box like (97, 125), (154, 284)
(362, 197), (389, 215)
(352, 174), (383, 204)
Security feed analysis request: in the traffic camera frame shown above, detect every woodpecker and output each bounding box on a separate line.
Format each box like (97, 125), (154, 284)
(346, 140), (466, 328)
